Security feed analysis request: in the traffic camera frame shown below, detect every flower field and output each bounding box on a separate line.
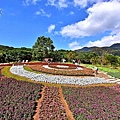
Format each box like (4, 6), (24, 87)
(38, 86), (68, 120)
(1, 63), (120, 120)
(0, 76), (43, 120)
(29, 64), (94, 76)
(62, 85), (120, 120)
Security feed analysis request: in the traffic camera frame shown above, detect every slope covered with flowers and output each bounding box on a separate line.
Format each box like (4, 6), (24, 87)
(62, 85), (120, 120)
(0, 76), (43, 120)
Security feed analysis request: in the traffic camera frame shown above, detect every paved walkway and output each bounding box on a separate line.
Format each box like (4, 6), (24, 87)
(10, 66), (119, 85)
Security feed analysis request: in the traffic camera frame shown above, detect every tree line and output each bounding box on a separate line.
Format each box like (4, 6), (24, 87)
(0, 36), (120, 68)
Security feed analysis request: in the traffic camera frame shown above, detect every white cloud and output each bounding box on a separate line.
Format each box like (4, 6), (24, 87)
(23, 0), (30, 6)
(48, 24), (56, 33)
(47, 0), (104, 8)
(47, 0), (69, 8)
(70, 11), (74, 15)
(69, 41), (82, 50)
(23, 0), (40, 6)
(73, 0), (88, 8)
(32, 0), (39, 4)
(60, 1), (120, 38)
(69, 32), (120, 50)
(58, 0), (68, 8)
(35, 9), (51, 17)
(0, 9), (3, 16)
(47, 0), (56, 6)
(73, 0), (105, 8)
(85, 32), (120, 47)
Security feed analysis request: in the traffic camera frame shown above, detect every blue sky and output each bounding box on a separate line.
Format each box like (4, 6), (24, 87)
(0, 0), (120, 50)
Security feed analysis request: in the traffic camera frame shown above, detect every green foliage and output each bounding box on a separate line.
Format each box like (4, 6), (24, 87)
(75, 43), (120, 56)
(2, 66), (32, 82)
(77, 52), (98, 64)
(108, 72), (120, 79)
(84, 64), (120, 79)
(66, 51), (78, 62)
(0, 39), (119, 66)
(32, 36), (55, 61)
(0, 45), (32, 63)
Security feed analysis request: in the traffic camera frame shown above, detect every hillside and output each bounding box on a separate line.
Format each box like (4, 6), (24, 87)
(0, 45), (31, 51)
(75, 43), (120, 56)
(0, 45), (14, 50)
(0, 43), (120, 56)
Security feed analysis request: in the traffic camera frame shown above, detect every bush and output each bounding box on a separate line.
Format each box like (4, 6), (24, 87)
(0, 77), (43, 120)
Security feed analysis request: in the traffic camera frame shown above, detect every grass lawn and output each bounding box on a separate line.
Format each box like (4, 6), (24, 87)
(83, 64), (120, 79)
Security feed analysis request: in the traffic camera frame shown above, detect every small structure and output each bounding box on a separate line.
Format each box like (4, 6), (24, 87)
(22, 60), (25, 63)
(62, 59), (66, 63)
(72, 59), (75, 64)
(26, 60), (28, 63)
(44, 58), (53, 62)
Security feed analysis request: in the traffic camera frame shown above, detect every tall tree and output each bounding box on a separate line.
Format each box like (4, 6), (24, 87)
(32, 36), (55, 61)
(66, 51), (78, 62)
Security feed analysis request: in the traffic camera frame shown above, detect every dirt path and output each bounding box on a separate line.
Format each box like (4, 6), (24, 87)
(59, 87), (75, 120)
(33, 69), (116, 120)
(92, 69), (112, 79)
(33, 86), (46, 120)
(33, 86), (75, 120)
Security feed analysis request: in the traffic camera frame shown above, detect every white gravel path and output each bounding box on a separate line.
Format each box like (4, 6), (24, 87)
(10, 66), (115, 85)
(43, 65), (83, 70)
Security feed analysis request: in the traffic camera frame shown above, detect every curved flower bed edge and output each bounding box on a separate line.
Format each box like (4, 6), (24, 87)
(28, 63), (95, 76)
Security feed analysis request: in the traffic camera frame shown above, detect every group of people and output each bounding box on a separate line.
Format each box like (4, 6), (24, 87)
(72, 59), (81, 64)
(72, 59), (81, 69)
(72, 59), (98, 74)
(47, 58), (98, 75)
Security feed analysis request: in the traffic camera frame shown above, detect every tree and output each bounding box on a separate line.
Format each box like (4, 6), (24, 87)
(0, 53), (6, 63)
(90, 56), (100, 65)
(106, 54), (119, 68)
(66, 51), (78, 62)
(32, 36), (55, 61)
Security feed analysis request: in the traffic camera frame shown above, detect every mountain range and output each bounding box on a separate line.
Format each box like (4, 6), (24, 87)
(0, 43), (120, 56)
(75, 43), (120, 56)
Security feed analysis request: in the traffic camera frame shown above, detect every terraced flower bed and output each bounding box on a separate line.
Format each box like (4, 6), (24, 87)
(10, 66), (113, 85)
(28, 64), (94, 76)
(38, 86), (68, 120)
(62, 85), (120, 120)
(0, 77), (43, 120)
(1, 64), (119, 120)
(49, 64), (76, 69)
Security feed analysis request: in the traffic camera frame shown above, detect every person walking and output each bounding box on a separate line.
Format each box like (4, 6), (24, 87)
(94, 66), (98, 74)
(78, 59), (81, 64)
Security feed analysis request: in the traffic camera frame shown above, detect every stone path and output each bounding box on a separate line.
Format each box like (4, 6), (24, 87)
(96, 71), (120, 84)
(10, 66), (120, 85)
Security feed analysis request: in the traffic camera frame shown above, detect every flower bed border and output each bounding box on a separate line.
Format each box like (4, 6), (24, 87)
(28, 62), (94, 76)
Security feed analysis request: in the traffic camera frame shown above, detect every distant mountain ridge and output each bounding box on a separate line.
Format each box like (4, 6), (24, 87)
(0, 43), (120, 56)
(0, 45), (31, 51)
(0, 45), (14, 50)
(110, 43), (120, 50)
(75, 43), (120, 56)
